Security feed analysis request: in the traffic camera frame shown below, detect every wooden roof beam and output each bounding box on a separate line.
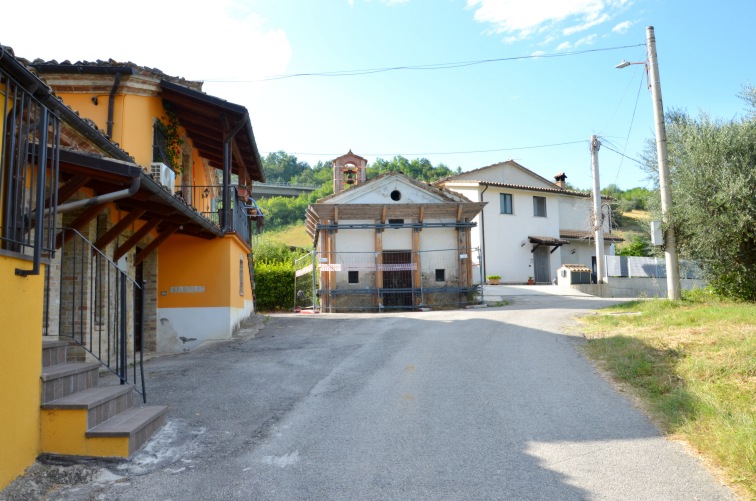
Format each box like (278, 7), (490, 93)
(56, 175), (91, 205)
(92, 209), (146, 253)
(55, 203), (107, 249)
(114, 219), (160, 262)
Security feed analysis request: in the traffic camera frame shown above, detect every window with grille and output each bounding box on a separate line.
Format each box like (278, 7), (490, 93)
(435, 269), (445, 282)
(500, 193), (513, 214)
(348, 271), (359, 284)
(239, 257), (245, 296)
(533, 196), (547, 217)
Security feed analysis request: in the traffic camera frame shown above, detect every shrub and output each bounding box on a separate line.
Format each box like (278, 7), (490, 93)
(254, 261), (295, 311)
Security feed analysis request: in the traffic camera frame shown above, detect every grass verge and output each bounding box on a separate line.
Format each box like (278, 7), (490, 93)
(578, 292), (756, 499)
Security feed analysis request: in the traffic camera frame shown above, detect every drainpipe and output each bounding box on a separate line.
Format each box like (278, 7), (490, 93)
(46, 176), (140, 215)
(107, 72), (122, 138)
(479, 184), (489, 280)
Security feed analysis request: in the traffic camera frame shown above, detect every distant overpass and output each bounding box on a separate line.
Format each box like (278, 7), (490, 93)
(252, 182), (319, 199)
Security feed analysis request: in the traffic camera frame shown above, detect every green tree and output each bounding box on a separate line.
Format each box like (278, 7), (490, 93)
(262, 151), (310, 183)
(366, 156), (457, 183)
(644, 87), (756, 301)
(615, 236), (651, 257)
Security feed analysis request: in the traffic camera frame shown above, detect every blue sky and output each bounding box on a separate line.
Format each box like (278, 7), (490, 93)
(3, 0), (754, 190)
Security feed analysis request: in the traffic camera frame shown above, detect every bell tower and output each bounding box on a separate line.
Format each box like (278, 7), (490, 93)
(333, 150), (367, 194)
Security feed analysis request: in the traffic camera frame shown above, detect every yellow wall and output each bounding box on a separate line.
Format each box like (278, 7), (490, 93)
(157, 234), (251, 309)
(0, 256), (44, 489)
(53, 92), (164, 168)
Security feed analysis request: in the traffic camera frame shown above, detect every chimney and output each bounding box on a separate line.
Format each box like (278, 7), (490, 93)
(554, 172), (567, 189)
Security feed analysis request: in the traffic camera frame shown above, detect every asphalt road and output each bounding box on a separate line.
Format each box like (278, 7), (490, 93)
(3, 294), (736, 500)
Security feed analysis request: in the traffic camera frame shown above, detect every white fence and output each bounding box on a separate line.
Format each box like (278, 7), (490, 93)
(606, 256), (702, 279)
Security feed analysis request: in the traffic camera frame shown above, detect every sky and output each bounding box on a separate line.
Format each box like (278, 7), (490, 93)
(3, 0), (754, 190)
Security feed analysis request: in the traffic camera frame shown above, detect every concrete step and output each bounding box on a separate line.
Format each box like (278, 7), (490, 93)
(42, 340), (69, 368)
(87, 405), (169, 456)
(42, 384), (134, 428)
(40, 361), (101, 403)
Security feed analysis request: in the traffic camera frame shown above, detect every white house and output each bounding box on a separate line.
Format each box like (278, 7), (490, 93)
(436, 160), (621, 284)
(305, 152), (485, 312)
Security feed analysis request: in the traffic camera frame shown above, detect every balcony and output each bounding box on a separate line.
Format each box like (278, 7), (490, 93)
(174, 185), (264, 244)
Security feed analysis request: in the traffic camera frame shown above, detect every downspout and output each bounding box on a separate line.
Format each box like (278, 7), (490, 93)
(46, 176), (140, 215)
(479, 184), (489, 280)
(107, 72), (122, 138)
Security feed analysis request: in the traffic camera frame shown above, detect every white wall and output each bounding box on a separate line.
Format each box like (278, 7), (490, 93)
(157, 300), (253, 353)
(476, 187), (560, 282)
(449, 185), (616, 283)
(565, 278), (706, 298)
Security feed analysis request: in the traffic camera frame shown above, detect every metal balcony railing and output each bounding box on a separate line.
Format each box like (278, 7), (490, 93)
(0, 65), (61, 276)
(174, 184), (264, 242)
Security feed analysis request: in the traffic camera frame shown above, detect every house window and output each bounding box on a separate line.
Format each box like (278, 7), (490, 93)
(435, 269), (445, 282)
(348, 271), (359, 284)
(239, 257), (245, 296)
(500, 193), (513, 214)
(533, 196), (547, 217)
(388, 218), (404, 228)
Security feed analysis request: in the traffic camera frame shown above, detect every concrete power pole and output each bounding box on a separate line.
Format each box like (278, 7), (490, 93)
(647, 26), (681, 300)
(590, 135), (605, 284)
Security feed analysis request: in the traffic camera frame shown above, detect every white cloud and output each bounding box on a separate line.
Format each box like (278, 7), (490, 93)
(563, 12), (610, 35)
(466, 0), (631, 44)
(381, 0), (410, 4)
(612, 20), (633, 33)
(2, 0), (292, 82)
(556, 41), (572, 51)
(530, 50), (547, 57)
(574, 34), (598, 46)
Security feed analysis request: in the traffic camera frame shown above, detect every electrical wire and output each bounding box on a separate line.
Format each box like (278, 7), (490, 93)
(206, 43), (646, 82)
(613, 68), (647, 185)
(263, 140), (587, 158)
(601, 143), (643, 165)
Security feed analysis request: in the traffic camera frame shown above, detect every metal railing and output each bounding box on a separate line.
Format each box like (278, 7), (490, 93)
(0, 66), (61, 276)
(254, 181), (318, 189)
(46, 228), (147, 402)
(295, 247), (483, 312)
(175, 184), (264, 243)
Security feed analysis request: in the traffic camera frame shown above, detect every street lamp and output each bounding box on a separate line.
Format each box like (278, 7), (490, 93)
(616, 25), (681, 300)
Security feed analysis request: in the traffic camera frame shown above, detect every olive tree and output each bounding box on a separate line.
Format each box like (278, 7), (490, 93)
(647, 87), (756, 300)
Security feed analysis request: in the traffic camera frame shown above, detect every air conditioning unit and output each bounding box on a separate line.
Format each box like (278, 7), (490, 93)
(150, 162), (176, 193)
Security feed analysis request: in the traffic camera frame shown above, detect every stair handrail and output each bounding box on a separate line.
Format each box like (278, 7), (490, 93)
(54, 227), (147, 402)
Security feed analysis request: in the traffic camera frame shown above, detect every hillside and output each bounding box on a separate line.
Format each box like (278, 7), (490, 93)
(262, 223), (312, 249)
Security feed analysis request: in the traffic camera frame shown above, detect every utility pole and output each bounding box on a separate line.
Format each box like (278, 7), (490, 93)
(590, 135), (605, 284)
(646, 26), (681, 300)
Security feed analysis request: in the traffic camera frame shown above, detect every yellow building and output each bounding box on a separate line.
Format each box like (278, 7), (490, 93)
(1, 47), (265, 489)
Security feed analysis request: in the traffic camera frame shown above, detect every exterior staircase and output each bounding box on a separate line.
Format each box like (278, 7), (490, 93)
(40, 340), (167, 458)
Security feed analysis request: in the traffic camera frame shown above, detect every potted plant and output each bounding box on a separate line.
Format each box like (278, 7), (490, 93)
(527, 276), (535, 285)
(486, 275), (501, 285)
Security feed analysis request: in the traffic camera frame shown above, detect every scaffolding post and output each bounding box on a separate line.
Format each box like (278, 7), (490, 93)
(477, 247), (484, 305)
(311, 250), (317, 311)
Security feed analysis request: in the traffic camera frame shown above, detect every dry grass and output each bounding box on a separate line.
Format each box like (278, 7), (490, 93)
(578, 297), (756, 499)
(267, 223), (312, 249)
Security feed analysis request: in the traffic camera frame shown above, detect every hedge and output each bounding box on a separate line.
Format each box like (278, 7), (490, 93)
(254, 261), (295, 311)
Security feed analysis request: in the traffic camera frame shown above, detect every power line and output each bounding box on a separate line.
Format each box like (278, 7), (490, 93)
(613, 69), (647, 185)
(206, 43), (646, 82)
(262, 140), (586, 158)
(601, 143), (643, 165)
